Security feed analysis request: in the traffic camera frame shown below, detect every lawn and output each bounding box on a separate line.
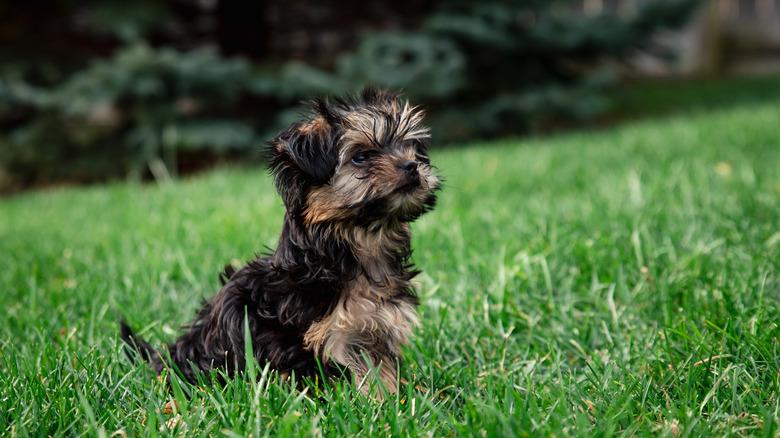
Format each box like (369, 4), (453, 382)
(2, 100), (779, 437)
(611, 75), (780, 119)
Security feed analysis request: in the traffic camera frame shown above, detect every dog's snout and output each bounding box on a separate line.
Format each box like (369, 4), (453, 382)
(400, 160), (418, 176)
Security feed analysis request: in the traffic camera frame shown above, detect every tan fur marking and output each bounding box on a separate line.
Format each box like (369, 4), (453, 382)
(339, 100), (429, 150)
(303, 276), (419, 394)
(303, 167), (369, 224)
(343, 225), (411, 282)
(302, 151), (438, 226)
(297, 117), (328, 136)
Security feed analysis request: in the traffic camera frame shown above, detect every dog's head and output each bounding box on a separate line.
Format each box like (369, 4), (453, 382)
(269, 88), (440, 228)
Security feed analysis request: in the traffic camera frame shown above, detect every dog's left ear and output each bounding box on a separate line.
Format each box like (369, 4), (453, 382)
(268, 107), (340, 211)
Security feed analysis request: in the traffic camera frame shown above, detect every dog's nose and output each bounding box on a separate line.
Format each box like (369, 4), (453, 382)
(400, 160), (418, 176)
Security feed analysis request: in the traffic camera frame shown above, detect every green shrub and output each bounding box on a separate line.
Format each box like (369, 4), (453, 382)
(276, 0), (702, 141)
(1, 44), (268, 187)
(0, 0), (703, 191)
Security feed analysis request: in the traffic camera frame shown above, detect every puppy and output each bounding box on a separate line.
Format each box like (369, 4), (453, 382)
(121, 88), (440, 395)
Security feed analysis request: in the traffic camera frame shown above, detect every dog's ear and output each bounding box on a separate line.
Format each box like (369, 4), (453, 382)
(268, 104), (340, 211)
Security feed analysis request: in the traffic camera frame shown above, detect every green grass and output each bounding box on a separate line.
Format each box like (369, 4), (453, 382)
(611, 75), (780, 119)
(2, 100), (780, 437)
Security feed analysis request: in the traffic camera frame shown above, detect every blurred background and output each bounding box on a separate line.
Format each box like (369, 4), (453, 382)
(1, 0), (779, 194)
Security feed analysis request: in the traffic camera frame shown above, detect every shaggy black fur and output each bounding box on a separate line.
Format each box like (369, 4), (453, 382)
(120, 88), (439, 391)
(121, 251), (348, 384)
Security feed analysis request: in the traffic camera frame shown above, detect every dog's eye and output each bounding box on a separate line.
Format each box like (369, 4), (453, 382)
(351, 151), (371, 166)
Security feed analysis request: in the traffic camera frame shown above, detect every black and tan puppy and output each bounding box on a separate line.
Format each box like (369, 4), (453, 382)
(121, 88), (440, 395)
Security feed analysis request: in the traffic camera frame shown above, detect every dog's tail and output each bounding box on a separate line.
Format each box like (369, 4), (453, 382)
(119, 318), (155, 364)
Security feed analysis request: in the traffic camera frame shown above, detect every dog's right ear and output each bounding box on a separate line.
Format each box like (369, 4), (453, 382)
(268, 103), (340, 211)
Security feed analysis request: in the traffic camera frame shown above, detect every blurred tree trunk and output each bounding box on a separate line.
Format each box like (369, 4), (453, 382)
(698, 0), (725, 76)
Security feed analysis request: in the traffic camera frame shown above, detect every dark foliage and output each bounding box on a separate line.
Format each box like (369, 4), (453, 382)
(0, 0), (702, 192)
(284, 0), (704, 140)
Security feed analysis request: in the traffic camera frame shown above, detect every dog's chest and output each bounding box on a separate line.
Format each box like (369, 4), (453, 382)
(302, 276), (419, 365)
